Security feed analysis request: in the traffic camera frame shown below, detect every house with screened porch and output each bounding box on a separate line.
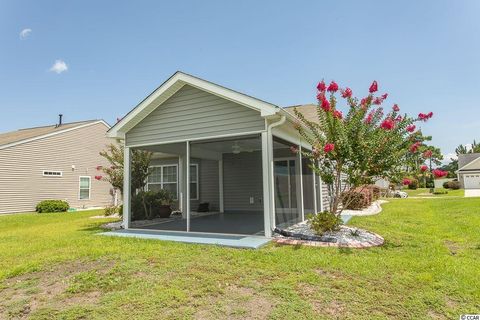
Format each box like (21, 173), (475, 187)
(108, 72), (328, 238)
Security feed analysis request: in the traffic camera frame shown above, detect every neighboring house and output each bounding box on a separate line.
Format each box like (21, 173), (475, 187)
(108, 72), (328, 238)
(457, 153), (480, 189)
(0, 118), (114, 214)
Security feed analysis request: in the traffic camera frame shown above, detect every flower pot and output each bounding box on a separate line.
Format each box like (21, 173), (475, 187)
(158, 205), (172, 218)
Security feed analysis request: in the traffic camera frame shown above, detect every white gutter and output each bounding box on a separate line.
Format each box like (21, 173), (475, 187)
(266, 115), (286, 234)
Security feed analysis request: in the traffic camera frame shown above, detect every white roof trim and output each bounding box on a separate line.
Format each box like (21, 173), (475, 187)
(457, 156), (480, 171)
(0, 120), (110, 151)
(107, 71), (283, 138)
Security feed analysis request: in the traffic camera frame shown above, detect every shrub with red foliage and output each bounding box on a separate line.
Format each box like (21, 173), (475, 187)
(341, 187), (372, 210)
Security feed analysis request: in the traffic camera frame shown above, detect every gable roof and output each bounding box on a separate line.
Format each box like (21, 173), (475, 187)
(0, 120), (110, 150)
(284, 104), (318, 123)
(457, 153), (480, 171)
(108, 71), (291, 139)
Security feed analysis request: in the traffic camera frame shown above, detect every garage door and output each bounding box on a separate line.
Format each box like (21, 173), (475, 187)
(464, 174), (480, 189)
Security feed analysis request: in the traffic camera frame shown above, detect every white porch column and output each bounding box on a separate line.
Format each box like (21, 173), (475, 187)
(178, 155), (184, 214)
(123, 146), (131, 229)
(186, 141), (190, 232)
(298, 145), (305, 221)
(261, 131), (272, 237)
(219, 159), (224, 213)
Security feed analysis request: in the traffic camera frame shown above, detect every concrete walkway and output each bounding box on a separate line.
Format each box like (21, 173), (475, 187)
(98, 229), (271, 249)
(465, 189), (480, 197)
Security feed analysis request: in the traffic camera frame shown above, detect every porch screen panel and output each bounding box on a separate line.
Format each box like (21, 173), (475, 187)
(273, 137), (302, 229)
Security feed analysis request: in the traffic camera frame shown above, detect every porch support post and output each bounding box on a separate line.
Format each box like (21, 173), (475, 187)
(186, 141), (190, 232)
(261, 131), (272, 237)
(123, 146), (131, 229)
(219, 159), (224, 213)
(298, 144), (305, 221)
(178, 155), (184, 214)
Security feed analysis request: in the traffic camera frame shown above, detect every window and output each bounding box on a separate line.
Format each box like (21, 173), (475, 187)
(43, 170), (62, 177)
(147, 165), (178, 199)
(79, 176), (91, 200)
(190, 164), (199, 200)
(146, 164), (199, 200)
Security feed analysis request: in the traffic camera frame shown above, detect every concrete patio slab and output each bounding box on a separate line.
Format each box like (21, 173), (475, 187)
(465, 189), (480, 197)
(98, 229), (271, 249)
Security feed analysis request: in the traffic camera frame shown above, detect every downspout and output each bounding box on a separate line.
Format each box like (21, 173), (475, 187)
(266, 115), (286, 236)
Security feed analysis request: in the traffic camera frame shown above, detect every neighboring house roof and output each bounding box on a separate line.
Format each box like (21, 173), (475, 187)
(457, 153), (480, 171)
(108, 71), (303, 138)
(0, 120), (110, 150)
(284, 104), (318, 123)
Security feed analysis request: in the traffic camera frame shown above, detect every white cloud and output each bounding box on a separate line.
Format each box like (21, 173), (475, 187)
(19, 28), (32, 39)
(441, 153), (458, 165)
(49, 60), (68, 74)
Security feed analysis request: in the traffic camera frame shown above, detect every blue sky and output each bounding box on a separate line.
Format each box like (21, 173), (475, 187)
(1, 1), (479, 159)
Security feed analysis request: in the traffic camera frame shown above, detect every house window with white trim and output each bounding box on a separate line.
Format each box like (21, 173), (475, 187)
(190, 164), (199, 200)
(147, 165), (178, 199)
(146, 164), (199, 200)
(79, 176), (91, 200)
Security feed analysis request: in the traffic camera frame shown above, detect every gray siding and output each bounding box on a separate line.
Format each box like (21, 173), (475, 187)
(149, 157), (220, 212)
(126, 85), (266, 146)
(0, 122), (114, 214)
(223, 151), (264, 213)
(199, 159), (219, 211)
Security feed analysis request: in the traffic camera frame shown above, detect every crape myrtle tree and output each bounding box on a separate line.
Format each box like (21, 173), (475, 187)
(96, 142), (152, 197)
(293, 80), (433, 215)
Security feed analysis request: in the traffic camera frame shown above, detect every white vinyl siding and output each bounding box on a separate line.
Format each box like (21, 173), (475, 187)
(0, 122), (113, 214)
(79, 176), (91, 200)
(125, 85), (266, 146)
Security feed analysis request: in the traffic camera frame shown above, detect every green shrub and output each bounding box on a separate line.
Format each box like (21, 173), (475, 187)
(104, 205), (119, 216)
(447, 181), (461, 190)
(426, 181), (434, 188)
(36, 200), (69, 213)
(307, 211), (342, 235)
(131, 190), (174, 220)
(443, 181), (450, 189)
(341, 188), (371, 210)
(407, 178), (418, 190)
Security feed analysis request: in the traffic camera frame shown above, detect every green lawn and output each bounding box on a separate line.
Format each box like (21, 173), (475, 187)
(0, 198), (479, 319)
(404, 187), (465, 197)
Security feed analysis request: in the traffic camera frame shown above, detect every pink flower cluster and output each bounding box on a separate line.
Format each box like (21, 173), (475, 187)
(380, 118), (395, 130)
(409, 141), (421, 153)
(423, 150), (433, 158)
(341, 87), (352, 98)
(333, 110), (343, 120)
(95, 175), (102, 181)
(418, 112), (433, 121)
(402, 178), (412, 185)
(324, 143), (335, 153)
(432, 169), (448, 178)
(420, 165), (428, 172)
